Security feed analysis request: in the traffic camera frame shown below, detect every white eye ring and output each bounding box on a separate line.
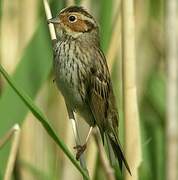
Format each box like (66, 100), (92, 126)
(68, 15), (77, 23)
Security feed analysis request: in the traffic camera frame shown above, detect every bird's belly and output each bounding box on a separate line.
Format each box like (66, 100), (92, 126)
(53, 41), (95, 126)
(55, 66), (84, 110)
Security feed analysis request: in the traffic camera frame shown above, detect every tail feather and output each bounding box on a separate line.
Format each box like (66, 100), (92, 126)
(105, 134), (116, 166)
(107, 134), (131, 175)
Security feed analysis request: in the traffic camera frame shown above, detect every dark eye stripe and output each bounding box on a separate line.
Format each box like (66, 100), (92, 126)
(84, 20), (95, 32)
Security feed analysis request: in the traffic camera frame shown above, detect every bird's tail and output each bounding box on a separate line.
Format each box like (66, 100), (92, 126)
(105, 133), (131, 175)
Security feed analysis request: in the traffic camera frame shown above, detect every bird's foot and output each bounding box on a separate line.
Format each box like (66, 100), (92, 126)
(73, 144), (87, 160)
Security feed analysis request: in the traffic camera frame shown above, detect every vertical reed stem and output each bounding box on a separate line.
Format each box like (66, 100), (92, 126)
(165, 0), (178, 179)
(121, 0), (142, 179)
(4, 124), (21, 180)
(94, 131), (115, 180)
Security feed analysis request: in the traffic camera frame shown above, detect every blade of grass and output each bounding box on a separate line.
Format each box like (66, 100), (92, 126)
(0, 21), (53, 174)
(0, 65), (89, 180)
(99, 0), (113, 52)
(0, 21), (52, 136)
(19, 160), (51, 180)
(139, 68), (166, 180)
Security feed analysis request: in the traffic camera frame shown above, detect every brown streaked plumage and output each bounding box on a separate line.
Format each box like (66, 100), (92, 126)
(48, 6), (131, 174)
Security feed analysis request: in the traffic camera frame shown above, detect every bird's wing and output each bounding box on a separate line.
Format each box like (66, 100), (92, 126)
(85, 49), (131, 173)
(86, 48), (119, 141)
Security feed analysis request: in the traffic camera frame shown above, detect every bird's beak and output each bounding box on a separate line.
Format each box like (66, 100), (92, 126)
(47, 17), (60, 24)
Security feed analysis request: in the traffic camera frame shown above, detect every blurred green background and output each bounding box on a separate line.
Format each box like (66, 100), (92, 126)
(0, 0), (168, 180)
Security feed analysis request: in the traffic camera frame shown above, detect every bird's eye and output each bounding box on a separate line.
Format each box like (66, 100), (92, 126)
(68, 15), (77, 22)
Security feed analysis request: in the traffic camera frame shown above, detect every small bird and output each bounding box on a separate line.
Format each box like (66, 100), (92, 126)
(48, 6), (131, 174)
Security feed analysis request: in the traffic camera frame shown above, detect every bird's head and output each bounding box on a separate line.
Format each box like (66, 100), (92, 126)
(48, 6), (99, 39)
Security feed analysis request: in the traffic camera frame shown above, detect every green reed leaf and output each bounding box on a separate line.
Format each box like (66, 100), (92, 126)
(0, 63), (89, 180)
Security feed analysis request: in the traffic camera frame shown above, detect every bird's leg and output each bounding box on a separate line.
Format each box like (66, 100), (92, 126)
(65, 103), (89, 171)
(74, 126), (93, 160)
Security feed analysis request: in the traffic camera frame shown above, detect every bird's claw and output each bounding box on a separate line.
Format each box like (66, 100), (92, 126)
(73, 144), (87, 160)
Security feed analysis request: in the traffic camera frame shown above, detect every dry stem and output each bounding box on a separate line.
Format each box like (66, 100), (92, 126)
(121, 0), (142, 179)
(94, 130), (115, 180)
(43, 0), (56, 40)
(107, 2), (121, 71)
(165, 0), (178, 179)
(3, 124), (21, 180)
